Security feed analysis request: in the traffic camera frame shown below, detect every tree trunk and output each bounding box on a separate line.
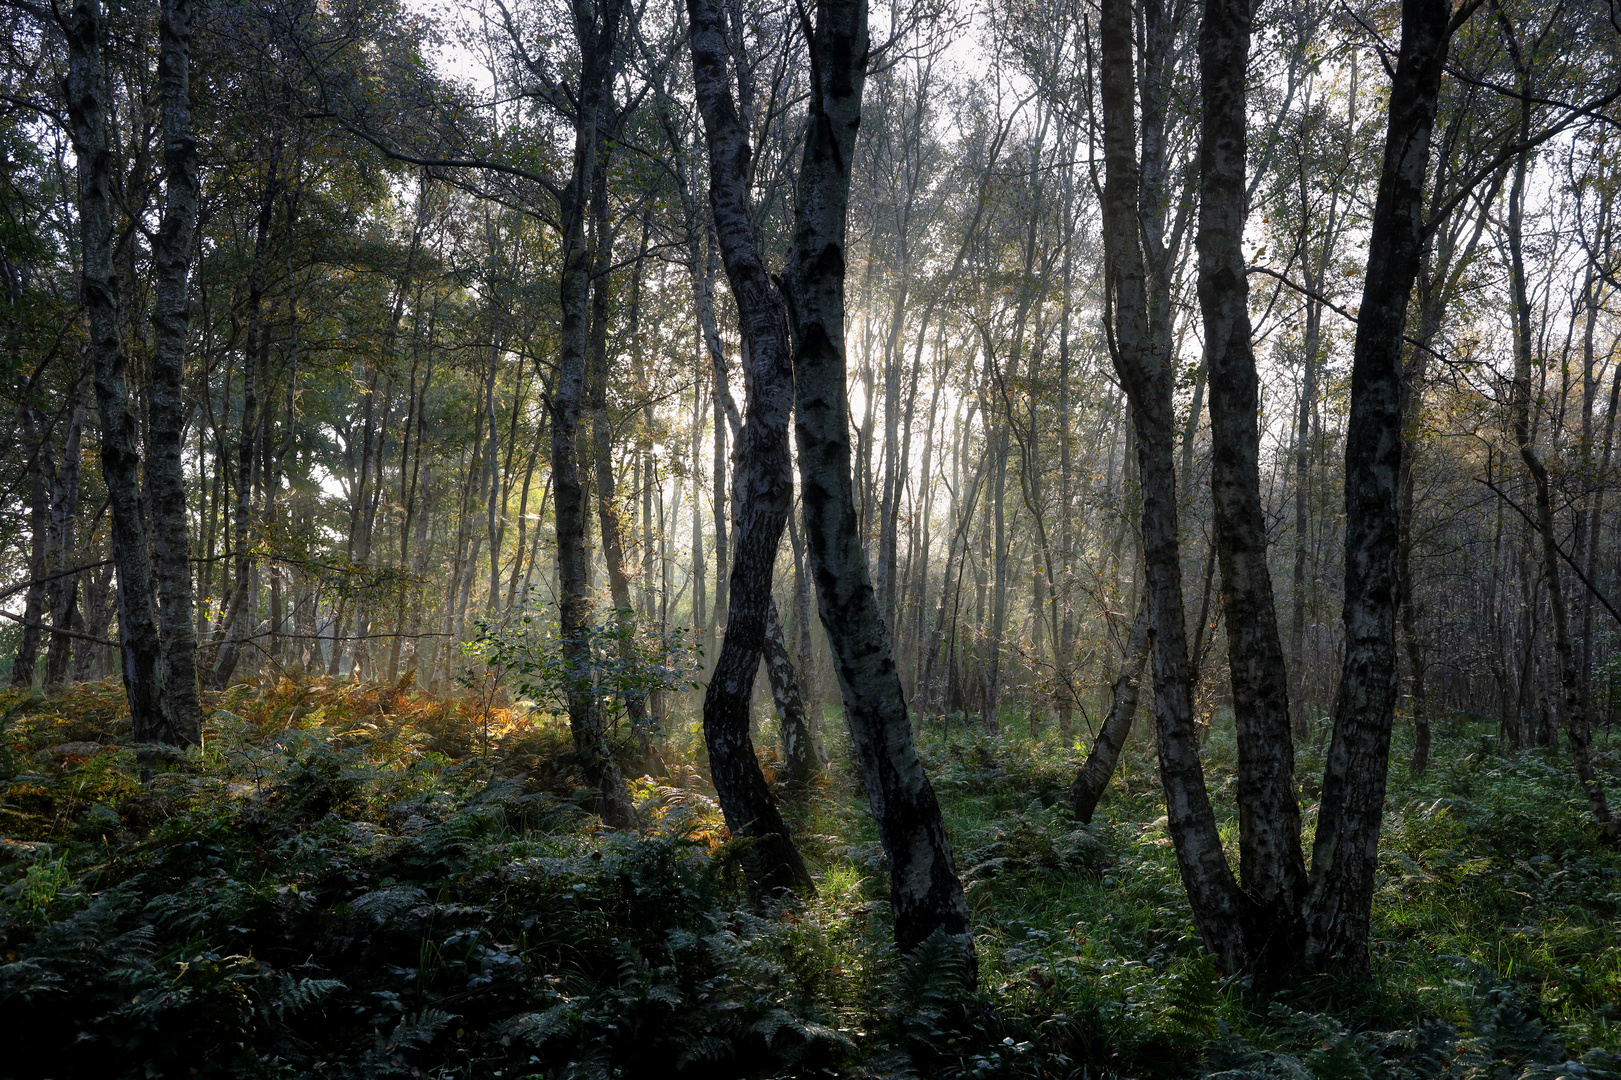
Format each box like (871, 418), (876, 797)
(1197, 0), (1306, 968)
(783, 0), (973, 970)
(11, 402), (50, 689)
(147, 0), (203, 742)
(788, 506), (822, 739)
(1304, 0), (1465, 973)
(1098, 0), (1245, 972)
(765, 598), (819, 787)
(1505, 147), (1617, 841)
(687, 0), (812, 893)
(211, 149), (279, 690)
(1071, 598), (1149, 824)
(586, 133), (656, 769)
(44, 372), (87, 688)
(550, 0), (636, 829)
(66, 0), (168, 740)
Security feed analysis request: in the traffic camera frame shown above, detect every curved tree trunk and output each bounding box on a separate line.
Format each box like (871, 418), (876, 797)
(1099, 0), (1245, 972)
(784, 0), (973, 972)
(686, 0), (812, 894)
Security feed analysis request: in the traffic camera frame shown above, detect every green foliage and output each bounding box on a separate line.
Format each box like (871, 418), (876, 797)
(0, 680), (842, 1078)
(1, 686), (1618, 1078)
(469, 600), (702, 731)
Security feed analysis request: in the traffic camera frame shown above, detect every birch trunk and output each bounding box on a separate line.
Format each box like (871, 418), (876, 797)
(44, 373), (87, 688)
(1070, 598), (1150, 824)
(687, 0), (812, 893)
(11, 403), (49, 688)
(1304, 0), (1466, 972)
(66, 0), (168, 739)
(1099, 0), (1245, 971)
(147, 0), (203, 741)
(1506, 147), (1617, 841)
(784, 0), (972, 969)
(551, 0), (635, 828)
(1197, 0), (1305, 966)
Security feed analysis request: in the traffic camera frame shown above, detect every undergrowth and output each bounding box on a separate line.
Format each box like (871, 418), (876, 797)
(1, 679), (1618, 1079)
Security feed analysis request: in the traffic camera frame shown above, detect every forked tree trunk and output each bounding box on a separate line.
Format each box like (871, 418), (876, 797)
(783, 0), (973, 971)
(1098, 0), (1246, 972)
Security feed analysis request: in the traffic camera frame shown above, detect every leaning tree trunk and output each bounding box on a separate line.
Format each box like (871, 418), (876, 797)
(65, 0), (168, 741)
(1303, 0), (1465, 973)
(147, 0), (203, 743)
(1070, 598), (1149, 824)
(764, 597), (820, 787)
(1197, 0), (1306, 970)
(551, 0), (636, 829)
(783, 0), (973, 971)
(686, 0), (812, 894)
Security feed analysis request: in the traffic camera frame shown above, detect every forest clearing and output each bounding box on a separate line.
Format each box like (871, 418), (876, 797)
(3, 0), (1621, 1071)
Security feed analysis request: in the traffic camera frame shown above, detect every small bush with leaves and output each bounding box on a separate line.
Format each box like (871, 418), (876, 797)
(469, 600), (703, 735)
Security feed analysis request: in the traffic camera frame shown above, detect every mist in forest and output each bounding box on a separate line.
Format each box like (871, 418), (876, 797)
(2, 0), (1620, 1074)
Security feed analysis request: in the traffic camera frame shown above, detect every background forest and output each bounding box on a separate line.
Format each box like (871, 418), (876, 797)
(2, 0), (1621, 1073)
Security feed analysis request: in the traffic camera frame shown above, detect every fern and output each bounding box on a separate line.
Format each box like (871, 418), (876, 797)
(1161, 954), (1221, 1041)
(502, 1002), (577, 1047)
(263, 974), (345, 1019)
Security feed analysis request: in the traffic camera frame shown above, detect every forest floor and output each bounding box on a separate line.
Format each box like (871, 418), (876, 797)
(1, 678), (1619, 1079)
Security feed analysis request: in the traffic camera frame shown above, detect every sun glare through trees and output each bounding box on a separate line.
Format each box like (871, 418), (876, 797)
(2, 0), (1621, 1074)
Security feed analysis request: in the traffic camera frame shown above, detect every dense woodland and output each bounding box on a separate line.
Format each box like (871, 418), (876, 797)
(2, 0), (1621, 1073)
